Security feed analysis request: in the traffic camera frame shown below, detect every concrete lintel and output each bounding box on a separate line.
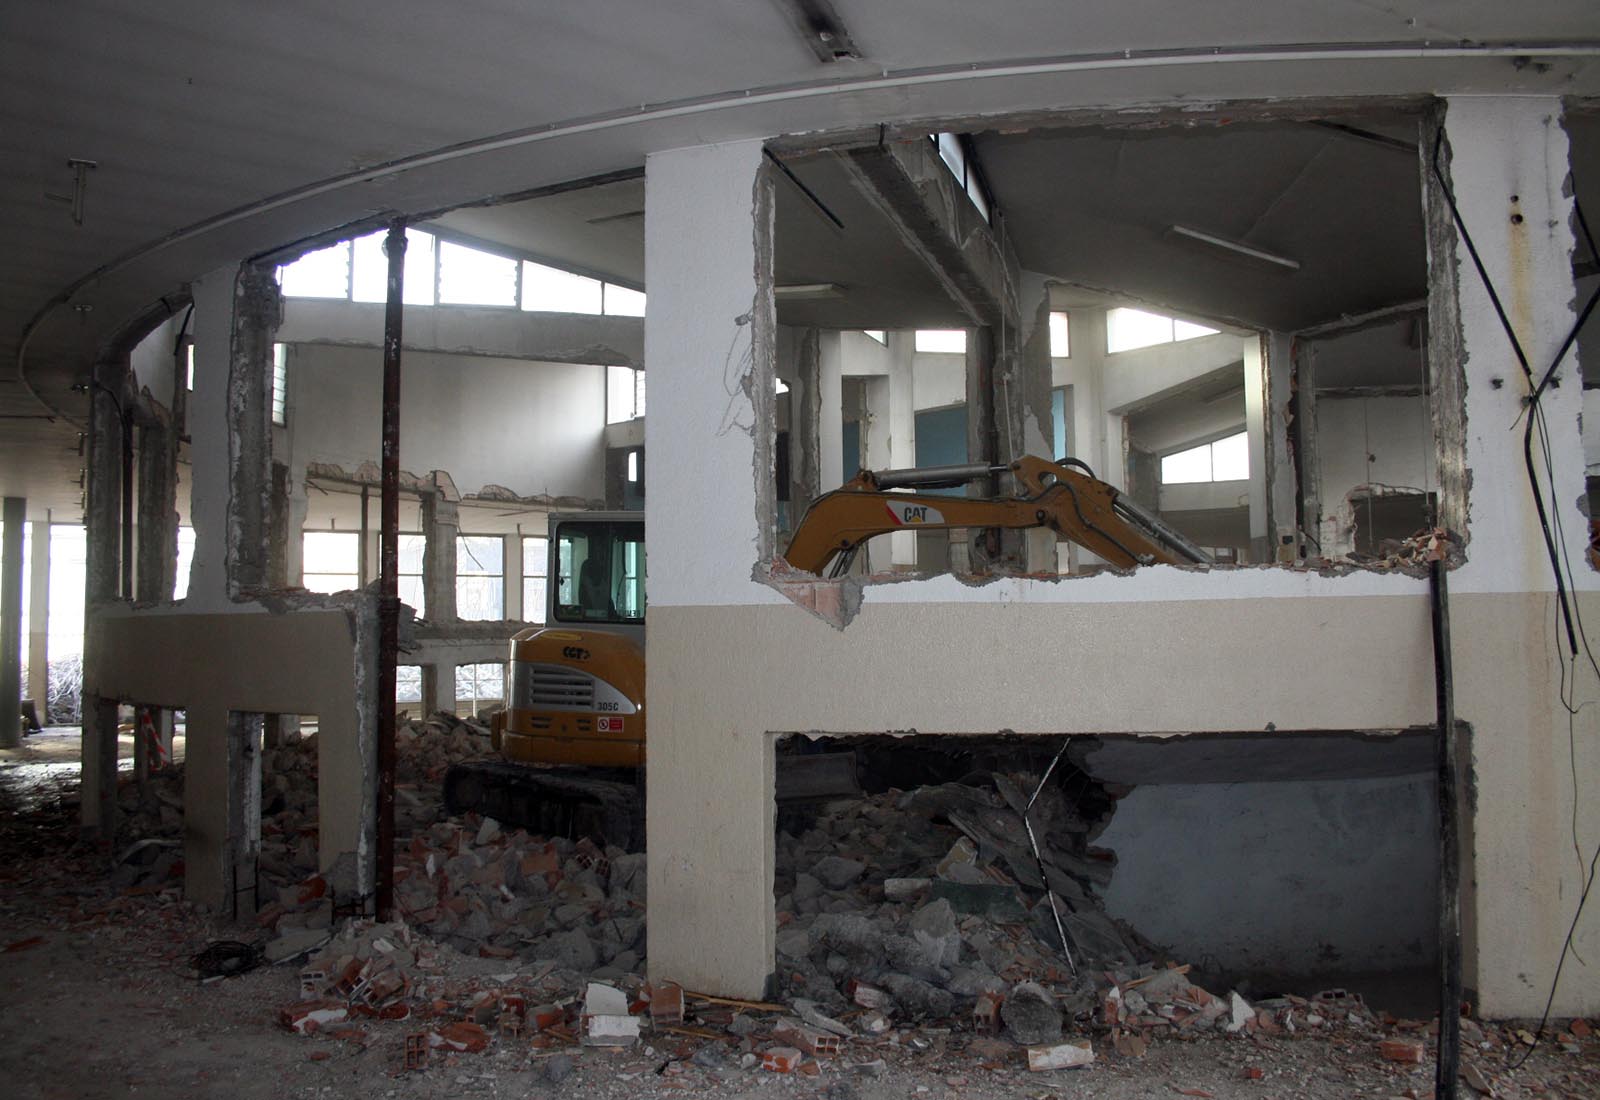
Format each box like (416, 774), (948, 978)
(278, 299), (644, 368)
(842, 140), (1017, 328)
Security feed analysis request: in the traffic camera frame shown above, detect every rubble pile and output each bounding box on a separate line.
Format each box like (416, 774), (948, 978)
(771, 771), (1152, 1017)
(112, 712), (494, 892)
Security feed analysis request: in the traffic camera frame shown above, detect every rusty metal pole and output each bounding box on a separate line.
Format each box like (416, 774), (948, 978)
(376, 221), (406, 921)
(1430, 557), (1461, 1100)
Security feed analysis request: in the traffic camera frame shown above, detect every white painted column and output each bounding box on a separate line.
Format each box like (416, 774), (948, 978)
(644, 138), (784, 999)
(887, 332), (918, 567)
(817, 330), (845, 493)
(1436, 96), (1597, 1017)
(503, 532), (523, 621)
(1243, 334), (1270, 562)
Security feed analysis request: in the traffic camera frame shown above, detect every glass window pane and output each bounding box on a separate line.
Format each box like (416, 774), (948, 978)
(1174, 319), (1221, 342)
(935, 133), (965, 183)
(522, 536), (548, 578)
(1049, 312), (1070, 358)
(396, 665), (423, 705)
(457, 576), (504, 621)
(456, 662), (505, 713)
(915, 329), (967, 354)
(271, 343), (287, 426)
(522, 576), (547, 625)
(438, 241), (517, 306)
(302, 531), (358, 576)
(521, 260), (602, 314)
(1211, 432), (1250, 481)
(1106, 307), (1175, 354)
(278, 242), (350, 299)
(1160, 442), (1214, 485)
(862, 330), (886, 345)
(607, 365), (637, 424)
(554, 520), (645, 624)
(603, 283), (646, 317)
(634, 369), (646, 419)
(456, 535), (502, 576)
(351, 228), (436, 305)
(397, 533), (426, 574)
(174, 526), (196, 601)
(397, 575), (426, 618)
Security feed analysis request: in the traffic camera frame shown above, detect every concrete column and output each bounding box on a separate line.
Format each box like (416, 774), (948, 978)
(225, 710), (263, 918)
(644, 138), (780, 999)
(185, 266), (237, 612)
(0, 497), (23, 748)
(80, 357), (125, 836)
(26, 518), (48, 714)
(1431, 97), (1595, 1017)
(1016, 282), (1059, 572)
(422, 493), (458, 622)
(1265, 331), (1299, 561)
(886, 332), (917, 568)
(227, 264), (281, 596)
(285, 491), (309, 586)
(135, 414), (179, 602)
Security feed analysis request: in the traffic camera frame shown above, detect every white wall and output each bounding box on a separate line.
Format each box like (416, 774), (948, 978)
(283, 344), (606, 501)
(912, 352), (966, 410)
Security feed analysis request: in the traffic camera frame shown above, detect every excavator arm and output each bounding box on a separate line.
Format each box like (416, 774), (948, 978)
(783, 454), (1212, 576)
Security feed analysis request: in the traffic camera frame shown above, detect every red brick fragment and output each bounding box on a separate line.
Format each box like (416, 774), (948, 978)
(649, 982), (685, 1025)
(762, 1047), (802, 1073)
(433, 1021), (491, 1053)
(1570, 1018), (1592, 1039)
(1380, 1038), (1426, 1064)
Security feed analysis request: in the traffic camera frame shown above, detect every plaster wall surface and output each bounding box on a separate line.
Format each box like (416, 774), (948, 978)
(277, 300), (643, 367)
(912, 352), (967, 410)
(88, 604), (374, 910)
(1098, 774), (1438, 978)
(128, 313), (181, 409)
(1316, 395), (1437, 500)
(284, 344), (605, 501)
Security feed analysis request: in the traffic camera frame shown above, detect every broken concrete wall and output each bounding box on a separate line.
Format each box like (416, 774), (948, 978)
(643, 102), (1599, 1021)
(1098, 775), (1437, 978)
(88, 600), (378, 911)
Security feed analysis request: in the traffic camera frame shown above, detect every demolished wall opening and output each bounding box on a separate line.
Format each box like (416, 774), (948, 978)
(763, 104), (1451, 594)
(770, 729), (1440, 1024)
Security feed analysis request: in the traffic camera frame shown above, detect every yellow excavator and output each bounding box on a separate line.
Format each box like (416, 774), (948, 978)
(443, 456), (1210, 841)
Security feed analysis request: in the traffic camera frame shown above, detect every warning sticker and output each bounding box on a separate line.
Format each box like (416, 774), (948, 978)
(597, 717), (625, 733)
(884, 501), (945, 526)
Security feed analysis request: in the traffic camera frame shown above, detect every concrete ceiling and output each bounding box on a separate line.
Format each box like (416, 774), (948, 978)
(4, 3), (1599, 521)
(974, 114), (1429, 333)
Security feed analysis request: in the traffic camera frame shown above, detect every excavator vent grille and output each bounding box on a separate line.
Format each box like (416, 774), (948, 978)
(521, 663), (596, 709)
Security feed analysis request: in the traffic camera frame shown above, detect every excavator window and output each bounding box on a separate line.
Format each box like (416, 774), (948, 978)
(553, 521), (646, 625)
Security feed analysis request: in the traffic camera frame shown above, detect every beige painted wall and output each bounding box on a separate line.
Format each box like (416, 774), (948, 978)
(647, 589), (1600, 1015)
(89, 604), (374, 909)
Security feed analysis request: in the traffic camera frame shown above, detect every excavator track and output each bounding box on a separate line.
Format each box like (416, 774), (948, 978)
(444, 760), (645, 849)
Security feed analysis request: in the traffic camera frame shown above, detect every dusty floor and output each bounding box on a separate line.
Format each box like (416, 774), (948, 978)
(1, 747), (1597, 1100)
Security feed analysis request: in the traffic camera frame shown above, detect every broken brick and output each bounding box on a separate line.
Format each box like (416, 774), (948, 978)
(774, 1022), (841, 1056)
(848, 979), (889, 1009)
(1571, 1018), (1592, 1039)
(762, 1047), (803, 1073)
(279, 1000), (350, 1035)
(648, 981), (684, 1025)
(1380, 1038), (1426, 1064)
(432, 1021), (491, 1053)
(403, 1033), (430, 1071)
(973, 991), (1003, 1035)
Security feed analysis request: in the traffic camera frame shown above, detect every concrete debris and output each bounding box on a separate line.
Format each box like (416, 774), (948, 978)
(1027, 1038), (1094, 1071)
(1002, 981), (1062, 1046)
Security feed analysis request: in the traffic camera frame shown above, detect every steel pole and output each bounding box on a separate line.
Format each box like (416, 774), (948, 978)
(1430, 557), (1461, 1100)
(375, 221), (406, 920)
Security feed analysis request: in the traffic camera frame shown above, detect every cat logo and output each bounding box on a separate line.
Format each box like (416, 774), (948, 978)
(885, 501), (945, 526)
(562, 645), (590, 661)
